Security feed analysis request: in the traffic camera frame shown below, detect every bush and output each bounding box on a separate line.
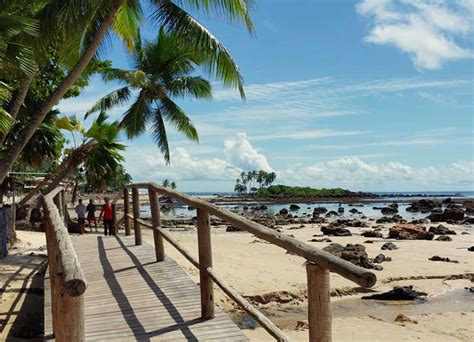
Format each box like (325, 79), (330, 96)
(255, 185), (351, 198)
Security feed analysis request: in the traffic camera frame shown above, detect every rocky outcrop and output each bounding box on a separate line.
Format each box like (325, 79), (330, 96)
(320, 226), (351, 236)
(429, 255), (458, 263)
(362, 286), (427, 300)
(381, 242), (398, 250)
(323, 243), (382, 270)
(376, 215), (406, 224)
(279, 208), (288, 215)
(361, 230), (383, 238)
(313, 207), (328, 215)
(428, 224), (456, 235)
(427, 208), (465, 222)
(373, 253), (392, 263)
(381, 207), (398, 215)
(289, 204), (300, 211)
(406, 199), (440, 212)
(388, 224), (434, 240)
(435, 235), (452, 241)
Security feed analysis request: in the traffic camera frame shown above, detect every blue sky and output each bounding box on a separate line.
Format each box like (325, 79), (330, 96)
(58, 0), (474, 192)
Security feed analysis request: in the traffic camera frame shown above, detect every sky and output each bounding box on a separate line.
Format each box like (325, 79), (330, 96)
(57, 0), (474, 192)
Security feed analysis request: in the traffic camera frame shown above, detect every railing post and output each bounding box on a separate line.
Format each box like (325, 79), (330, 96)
(60, 190), (67, 225)
(148, 186), (165, 261)
(132, 187), (142, 245)
(306, 263), (332, 342)
(197, 208), (214, 319)
(112, 203), (117, 236)
(53, 192), (63, 218)
(123, 188), (131, 235)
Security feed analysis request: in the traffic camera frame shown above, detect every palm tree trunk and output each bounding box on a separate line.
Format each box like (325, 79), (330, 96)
(71, 181), (78, 204)
(0, 0), (122, 184)
(0, 73), (35, 145)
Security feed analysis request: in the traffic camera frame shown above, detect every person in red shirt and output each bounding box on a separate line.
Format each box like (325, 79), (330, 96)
(99, 197), (114, 236)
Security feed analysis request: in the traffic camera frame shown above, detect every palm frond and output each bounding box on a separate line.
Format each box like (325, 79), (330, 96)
(166, 76), (212, 99)
(121, 91), (153, 138)
(150, 0), (246, 98)
(158, 96), (198, 142)
(85, 86), (131, 118)
(151, 107), (170, 163)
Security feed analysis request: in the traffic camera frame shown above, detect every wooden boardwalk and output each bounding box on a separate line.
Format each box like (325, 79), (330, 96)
(44, 234), (248, 341)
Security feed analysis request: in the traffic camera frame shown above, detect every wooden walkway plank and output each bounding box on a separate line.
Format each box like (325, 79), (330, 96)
(44, 234), (248, 341)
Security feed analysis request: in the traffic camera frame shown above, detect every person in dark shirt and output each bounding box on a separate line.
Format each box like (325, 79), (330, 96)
(99, 197), (114, 236)
(86, 199), (98, 232)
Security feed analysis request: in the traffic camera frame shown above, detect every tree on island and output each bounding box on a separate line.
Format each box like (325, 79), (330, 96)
(162, 179), (177, 190)
(234, 170), (276, 195)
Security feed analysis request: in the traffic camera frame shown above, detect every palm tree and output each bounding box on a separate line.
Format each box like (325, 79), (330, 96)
(19, 112), (125, 204)
(162, 179), (170, 188)
(0, 0), (254, 184)
(86, 28), (215, 161)
(170, 181), (176, 190)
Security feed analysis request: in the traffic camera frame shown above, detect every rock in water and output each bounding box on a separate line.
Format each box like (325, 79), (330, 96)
(428, 224), (456, 235)
(388, 224), (434, 240)
(381, 207), (398, 215)
(279, 208), (288, 215)
(406, 199), (440, 212)
(362, 286), (427, 300)
(429, 255), (459, 263)
(381, 242), (398, 250)
(289, 204), (300, 211)
(313, 207), (328, 215)
(427, 208), (465, 222)
(325, 210), (339, 217)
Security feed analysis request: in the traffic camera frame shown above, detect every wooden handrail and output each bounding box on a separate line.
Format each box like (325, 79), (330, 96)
(128, 182), (376, 288)
(43, 187), (87, 296)
(121, 182), (378, 342)
(42, 187), (87, 341)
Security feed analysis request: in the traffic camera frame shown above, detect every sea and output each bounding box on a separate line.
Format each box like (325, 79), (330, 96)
(140, 190), (474, 221)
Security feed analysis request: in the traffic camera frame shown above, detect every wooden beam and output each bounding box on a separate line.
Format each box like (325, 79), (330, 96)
(123, 188), (131, 236)
(112, 204), (117, 236)
(129, 183), (376, 288)
(131, 187), (141, 245)
(307, 263), (332, 342)
(148, 187), (165, 261)
(206, 267), (288, 341)
(197, 209), (214, 319)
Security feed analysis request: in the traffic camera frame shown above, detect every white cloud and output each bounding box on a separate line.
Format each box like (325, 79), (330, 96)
(224, 132), (273, 171)
(280, 157), (474, 191)
(357, 0), (473, 69)
(251, 129), (367, 141)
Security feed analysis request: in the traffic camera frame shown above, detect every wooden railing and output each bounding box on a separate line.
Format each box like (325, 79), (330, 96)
(116, 183), (377, 342)
(42, 187), (87, 341)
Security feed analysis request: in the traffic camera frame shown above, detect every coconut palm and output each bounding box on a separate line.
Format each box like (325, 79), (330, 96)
(0, 0), (254, 185)
(162, 179), (170, 188)
(170, 181), (176, 190)
(86, 28), (214, 161)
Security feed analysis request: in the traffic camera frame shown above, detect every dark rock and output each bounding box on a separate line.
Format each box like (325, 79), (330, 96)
(460, 217), (474, 225)
(461, 231), (470, 235)
(468, 246), (474, 252)
(309, 238), (332, 242)
(361, 230), (383, 238)
(329, 219), (368, 228)
(320, 226), (351, 236)
(427, 208), (465, 222)
(381, 242), (398, 250)
(364, 240), (374, 244)
(313, 207), (328, 215)
(187, 206), (196, 210)
(373, 253), (392, 263)
(429, 255), (458, 263)
(309, 216), (327, 224)
(279, 208), (288, 215)
(389, 203), (399, 209)
(289, 204), (300, 211)
(381, 207), (398, 215)
(406, 199), (440, 213)
(429, 224), (456, 235)
(376, 215), (406, 224)
(226, 225), (241, 232)
(337, 207), (345, 214)
(442, 197), (452, 204)
(349, 208), (359, 214)
(389, 224), (434, 240)
(394, 314), (418, 324)
(362, 286), (427, 300)
(438, 233), (456, 241)
(323, 243), (382, 270)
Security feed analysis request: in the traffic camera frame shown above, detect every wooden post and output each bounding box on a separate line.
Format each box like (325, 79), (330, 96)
(132, 187), (141, 245)
(60, 190), (67, 225)
(306, 263), (332, 342)
(53, 192), (63, 218)
(112, 204), (117, 236)
(197, 209), (214, 319)
(123, 188), (131, 235)
(148, 187), (164, 261)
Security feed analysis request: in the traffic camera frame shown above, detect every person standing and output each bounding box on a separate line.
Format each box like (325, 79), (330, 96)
(86, 199), (98, 232)
(99, 197), (114, 236)
(75, 199), (86, 234)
